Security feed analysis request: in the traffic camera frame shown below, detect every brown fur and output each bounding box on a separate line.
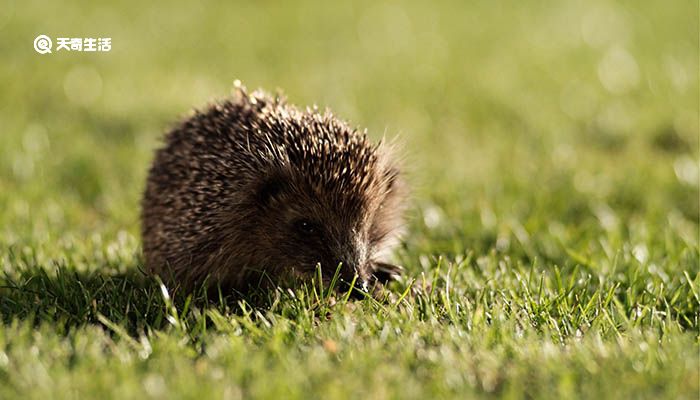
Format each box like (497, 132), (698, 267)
(141, 84), (406, 294)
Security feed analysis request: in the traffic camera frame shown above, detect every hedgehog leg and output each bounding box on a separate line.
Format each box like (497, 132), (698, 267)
(372, 262), (404, 284)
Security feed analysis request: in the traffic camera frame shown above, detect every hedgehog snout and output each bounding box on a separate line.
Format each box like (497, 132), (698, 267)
(334, 235), (370, 285)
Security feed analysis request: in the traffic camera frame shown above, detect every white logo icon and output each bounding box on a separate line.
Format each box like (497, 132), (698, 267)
(33, 35), (52, 54)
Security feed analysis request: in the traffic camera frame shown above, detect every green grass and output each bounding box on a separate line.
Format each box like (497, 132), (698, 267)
(0, 0), (698, 398)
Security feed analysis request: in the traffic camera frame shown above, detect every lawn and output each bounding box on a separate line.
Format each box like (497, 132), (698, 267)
(0, 0), (698, 398)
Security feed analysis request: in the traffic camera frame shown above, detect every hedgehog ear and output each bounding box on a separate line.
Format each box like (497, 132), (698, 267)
(256, 174), (285, 206)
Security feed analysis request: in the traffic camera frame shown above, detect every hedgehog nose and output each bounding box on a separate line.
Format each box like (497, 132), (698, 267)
(338, 270), (369, 299)
(336, 261), (370, 298)
(347, 279), (370, 299)
(337, 260), (358, 283)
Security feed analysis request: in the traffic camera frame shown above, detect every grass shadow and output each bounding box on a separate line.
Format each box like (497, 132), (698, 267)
(0, 263), (284, 335)
(0, 261), (383, 336)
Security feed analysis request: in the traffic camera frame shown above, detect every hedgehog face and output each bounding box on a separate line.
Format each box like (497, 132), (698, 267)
(247, 163), (403, 293)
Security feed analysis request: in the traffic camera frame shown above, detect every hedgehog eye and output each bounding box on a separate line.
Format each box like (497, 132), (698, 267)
(293, 219), (318, 236)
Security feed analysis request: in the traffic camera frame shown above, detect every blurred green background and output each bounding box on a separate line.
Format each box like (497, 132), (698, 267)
(0, 0), (697, 398)
(1, 0), (696, 245)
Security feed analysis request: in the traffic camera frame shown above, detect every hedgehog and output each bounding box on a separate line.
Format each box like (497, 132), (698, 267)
(141, 83), (406, 296)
